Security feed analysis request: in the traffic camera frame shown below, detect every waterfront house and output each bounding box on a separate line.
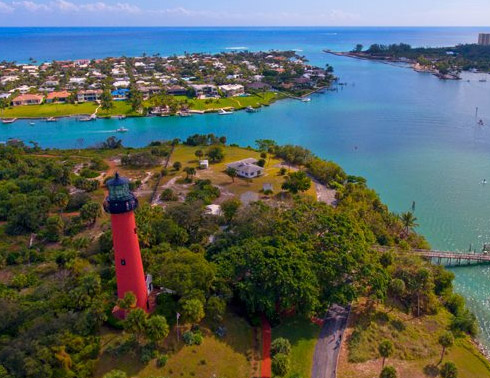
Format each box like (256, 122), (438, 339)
(77, 89), (102, 103)
(165, 85), (187, 96)
(46, 91), (71, 103)
(227, 158), (264, 178)
(219, 84), (245, 97)
(190, 84), (219, 99)
(12, 94), (44, 106)
(138, 86), (163, 98)
(111, 88), (129, 100)
(246, 82), (272, 91)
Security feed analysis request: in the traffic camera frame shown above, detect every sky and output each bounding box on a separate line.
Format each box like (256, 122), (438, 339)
(0, 0), (488, 27)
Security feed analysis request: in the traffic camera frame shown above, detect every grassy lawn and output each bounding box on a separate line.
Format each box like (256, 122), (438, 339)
(1, 102), (98, 118)
(338, 301), (490, 378)
(161, 145), (317, 200)
(173, 92), (279, 111)
(1, 92), (280, 118)
(1, 101), (139, 118)
(94, 313), (254, 378)
(272, 317), (321, 378)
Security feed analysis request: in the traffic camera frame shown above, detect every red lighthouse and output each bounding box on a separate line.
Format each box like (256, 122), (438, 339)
(104, 173), (149, 315)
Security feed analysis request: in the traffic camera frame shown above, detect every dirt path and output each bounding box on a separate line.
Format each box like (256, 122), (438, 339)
(311, 304), (350, 378)
(310, 176), (337, 206)
(261, 316), (272, 378)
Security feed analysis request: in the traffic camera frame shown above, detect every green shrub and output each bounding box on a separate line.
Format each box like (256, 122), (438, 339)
(183, 331), (195, 345)
(157, 354), (168, 367)
(160, 188), (178, 202)
(271, 337), (291, 357)
(271, 353), (290, 376)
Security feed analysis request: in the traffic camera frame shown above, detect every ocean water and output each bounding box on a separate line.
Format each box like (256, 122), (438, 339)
(2, 26), (490, 345)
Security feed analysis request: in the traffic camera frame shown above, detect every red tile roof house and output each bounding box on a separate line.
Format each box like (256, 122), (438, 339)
(45, 91), (71, 103)
(12, 94), (44, 106)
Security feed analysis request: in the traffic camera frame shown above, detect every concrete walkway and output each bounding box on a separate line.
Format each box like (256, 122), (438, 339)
(311, 304), (350, 378)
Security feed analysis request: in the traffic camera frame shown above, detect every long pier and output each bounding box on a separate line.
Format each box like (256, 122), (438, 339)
(375, 246), (490, 267)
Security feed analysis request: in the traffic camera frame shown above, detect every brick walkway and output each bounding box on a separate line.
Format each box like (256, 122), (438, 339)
(261, 316), (271, 378)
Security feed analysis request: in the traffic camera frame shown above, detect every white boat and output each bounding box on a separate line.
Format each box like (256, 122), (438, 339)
(218, 109), (233, 115)
(79, 115), (96, 122)
(29, 121), (35, 126)
(46, 117), (57, 122)
(178, 111), (192, 117)
(116, 127), (129, 133)
(2, 118), (17, 124)
(302, 98), (311, 102)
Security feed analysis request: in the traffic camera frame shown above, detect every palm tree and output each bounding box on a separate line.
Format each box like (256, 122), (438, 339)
(378, 340), (394, 368)
(183, 166), (196, 180)
(400, 211), (418, 235)
(438, 331), (454, 365)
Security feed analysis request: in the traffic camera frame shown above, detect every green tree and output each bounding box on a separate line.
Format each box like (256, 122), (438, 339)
(354, 44), (364, 53)
(44, 215), (64, 242)
(180, 298), (205, 324)
(378, 340), (394, 368)
(183, 166), (196, 180)
(101, 89), (113, 110)
(124, 308), (148, 342)
(400, 211), (418, 235)
(281, 171), (312, 194)
(206, 296), (226, 323)
(225, 167), (238, 183)
(53, 192), (69, 214)
(173, 161), (182, 171)
(221, 198), (241, 223)
(438, 331), (454, 365)
(440, 361), (458, 378)
(271, 353), (290, 376)
(117, 292), (136, 311)
(145, 315), (170, 345)
(207, 146), (225, 163)
(195, 149), (204, 159)
(380, 366), (397, 378)
(129, 85), (143, 112)
(80, 201), (102, 225)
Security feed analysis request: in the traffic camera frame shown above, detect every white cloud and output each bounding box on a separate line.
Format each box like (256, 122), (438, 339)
(54, 0), (78, 11)
(0, 1), (14, 12)
(6, 0), (141, 14)
(13, 0), (49, 11)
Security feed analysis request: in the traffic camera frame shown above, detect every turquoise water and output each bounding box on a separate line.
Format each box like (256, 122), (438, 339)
(2, 27), (490, 345)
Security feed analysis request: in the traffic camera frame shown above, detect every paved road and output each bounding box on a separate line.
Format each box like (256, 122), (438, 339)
(311, 304), (350, 378)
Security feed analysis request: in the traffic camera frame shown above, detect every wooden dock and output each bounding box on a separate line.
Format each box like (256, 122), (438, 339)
(375, 246), (490, 266)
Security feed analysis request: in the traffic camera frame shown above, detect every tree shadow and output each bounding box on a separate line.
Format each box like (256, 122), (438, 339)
(423, 364), (439, 377)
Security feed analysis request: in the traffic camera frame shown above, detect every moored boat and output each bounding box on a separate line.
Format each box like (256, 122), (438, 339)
(302, 97), (311, 102)
(218, 108), (233, 115)
(46, 117), (57, 122)
(2, 118), (17, 124)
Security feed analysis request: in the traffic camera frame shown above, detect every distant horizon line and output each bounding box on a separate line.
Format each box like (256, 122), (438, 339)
(1, 25), (490, 28)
